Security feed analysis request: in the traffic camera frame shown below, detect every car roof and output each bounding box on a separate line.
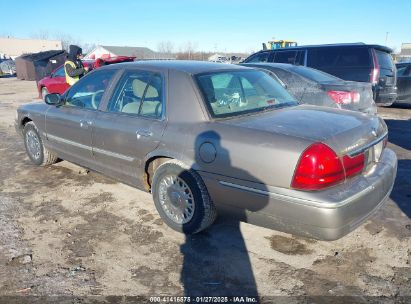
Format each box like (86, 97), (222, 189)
(255, 42), (393, 54)
(101, 60), (250, 74)
(242, 62), (296, 70)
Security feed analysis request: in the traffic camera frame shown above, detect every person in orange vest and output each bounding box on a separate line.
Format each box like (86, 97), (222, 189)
(64, 45), (89, 85)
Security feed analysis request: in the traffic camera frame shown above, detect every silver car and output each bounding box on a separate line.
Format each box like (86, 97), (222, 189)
(15, 61), (397, 240)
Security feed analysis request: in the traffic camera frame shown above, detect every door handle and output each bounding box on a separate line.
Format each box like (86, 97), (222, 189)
(136, 129), (153, 139)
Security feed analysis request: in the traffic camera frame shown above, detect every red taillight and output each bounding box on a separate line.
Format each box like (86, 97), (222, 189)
(327, 91), (360, 105)
(370, 49), (380, 84)
(292, 143), (366, 191)
(351, 91), (360, 103)
(343, 153), (365, 178)
(291, 143), (345, 190)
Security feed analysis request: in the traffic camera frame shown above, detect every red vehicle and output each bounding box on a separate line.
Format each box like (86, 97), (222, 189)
(37, 56), (135, 99)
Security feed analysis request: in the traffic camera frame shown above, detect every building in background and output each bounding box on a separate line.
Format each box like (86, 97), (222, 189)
(85, 45), (174, 60)
(0, 37), (62, 59)
(397, 43), (411, 62)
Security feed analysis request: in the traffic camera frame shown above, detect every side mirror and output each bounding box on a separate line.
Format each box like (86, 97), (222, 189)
(44, 93), (63, 105)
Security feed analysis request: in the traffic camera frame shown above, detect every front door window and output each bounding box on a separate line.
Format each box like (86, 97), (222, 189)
(65, 70), (116, 110)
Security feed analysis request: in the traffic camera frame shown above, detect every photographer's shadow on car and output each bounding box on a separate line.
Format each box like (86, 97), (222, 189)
(176, 131), (269, 298)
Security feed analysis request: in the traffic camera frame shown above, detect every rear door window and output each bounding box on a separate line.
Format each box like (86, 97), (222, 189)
(295, 50), (306, 65)
(245, 52), (270, 63)
(107, 70), (163, 119)
(274, 51), (298, 64)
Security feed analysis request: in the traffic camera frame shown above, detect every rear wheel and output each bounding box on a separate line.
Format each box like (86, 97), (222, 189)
(23, 122), (58, 166)
(151, 160), (217, 234)
(41, 87), (49, 100)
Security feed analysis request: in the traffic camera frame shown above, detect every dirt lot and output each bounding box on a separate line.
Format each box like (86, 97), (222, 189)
(0, 77), (410, 303)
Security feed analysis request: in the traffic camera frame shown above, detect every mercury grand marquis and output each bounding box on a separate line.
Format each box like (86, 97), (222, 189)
(15, 61), (397, 240)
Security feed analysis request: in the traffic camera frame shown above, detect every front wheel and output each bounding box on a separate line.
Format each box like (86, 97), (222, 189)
(151, 160), (217, 234)
(23, 122), (58, 166)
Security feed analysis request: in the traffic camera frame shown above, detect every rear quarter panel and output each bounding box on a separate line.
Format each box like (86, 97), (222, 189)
(181, 122), (311, 189)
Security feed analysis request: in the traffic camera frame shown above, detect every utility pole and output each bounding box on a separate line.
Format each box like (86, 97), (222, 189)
(385, 32), (389, 46)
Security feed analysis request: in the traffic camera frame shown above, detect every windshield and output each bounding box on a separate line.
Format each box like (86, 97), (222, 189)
(291, 66), (340, 82)
(196, 70), (298, 118)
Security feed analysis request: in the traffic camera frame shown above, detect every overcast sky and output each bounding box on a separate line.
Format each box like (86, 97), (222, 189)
(1, 0), (410, 53)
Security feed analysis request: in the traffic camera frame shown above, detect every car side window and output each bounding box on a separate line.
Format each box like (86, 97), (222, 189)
(107, 71), (163, 119)
(246, 52), (269, 63)
(308, 48), (371, 68)
(295, 50), (306, 65)
(65, 70), (116, 110)
(274, 51), (298, 64)
(397, 66), (411, 77)
(54, 66), (65, 77)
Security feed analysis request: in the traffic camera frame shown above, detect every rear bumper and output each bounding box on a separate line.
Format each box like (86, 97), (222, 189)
(374, 85), (397, 105)
(200, 148), (397, 240)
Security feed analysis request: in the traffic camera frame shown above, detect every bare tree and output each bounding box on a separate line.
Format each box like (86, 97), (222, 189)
(176, 41), (199, 60)
(82, 42), (97, 55)
(157, 41), (174, 55)
(53, 32), (81, 51)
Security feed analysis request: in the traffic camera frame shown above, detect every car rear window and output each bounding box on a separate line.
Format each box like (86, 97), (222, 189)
(308, 47), (371, 68)
(375, 50), (394, 69)
(290, 66), (340, 82)
(196, 70), (298, 118)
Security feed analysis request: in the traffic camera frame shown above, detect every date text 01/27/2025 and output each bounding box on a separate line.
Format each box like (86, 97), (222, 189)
(149, 296), (258, 303)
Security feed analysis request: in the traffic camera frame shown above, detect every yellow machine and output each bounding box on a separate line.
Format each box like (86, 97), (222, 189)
(263, 40), (298, 50)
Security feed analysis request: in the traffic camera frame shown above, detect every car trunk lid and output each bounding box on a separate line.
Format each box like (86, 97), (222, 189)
(220, 104), (387, 156)
(321, 80), (376, 114)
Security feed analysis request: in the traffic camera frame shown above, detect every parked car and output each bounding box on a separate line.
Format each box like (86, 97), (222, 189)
(241, 62), (377, 115)
(37, 56), (135, 99)
(395, 62), (411, 103)
(15, 61), (397, 240)
(243, 43), (397, 106)
(0, 59), (16, 75)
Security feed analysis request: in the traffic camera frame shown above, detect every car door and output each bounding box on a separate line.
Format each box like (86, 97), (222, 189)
(47, 66), (70, 94)
(397, 65), (411, 102)
(45, 69), (117, 167)
(92, 69), (167, 187)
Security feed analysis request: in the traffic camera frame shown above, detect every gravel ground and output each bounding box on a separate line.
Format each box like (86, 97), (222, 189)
(0, 77), (410, 303)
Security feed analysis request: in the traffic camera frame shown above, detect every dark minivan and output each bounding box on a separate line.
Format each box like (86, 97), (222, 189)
(243, 43), (397, 105)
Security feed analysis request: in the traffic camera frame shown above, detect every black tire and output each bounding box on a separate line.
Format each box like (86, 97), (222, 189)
(41, 87), (49, 100)
(151, 159), (217, 234)
(23, 122), (58, 166)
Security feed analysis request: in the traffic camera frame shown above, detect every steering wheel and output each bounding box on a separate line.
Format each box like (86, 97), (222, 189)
(91, 90), (105, 109)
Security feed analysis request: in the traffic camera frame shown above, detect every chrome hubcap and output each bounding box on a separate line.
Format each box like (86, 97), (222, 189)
(158, 175), (195, 224)
(25, 130), (41, 160)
